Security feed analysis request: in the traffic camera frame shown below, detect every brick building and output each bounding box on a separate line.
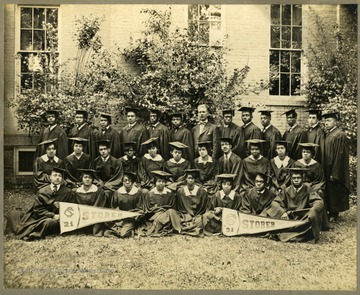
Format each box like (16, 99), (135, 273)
(3, 3), (357, 183)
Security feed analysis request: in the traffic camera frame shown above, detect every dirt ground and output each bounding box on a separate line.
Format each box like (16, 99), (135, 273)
(3, 187), (357, 290)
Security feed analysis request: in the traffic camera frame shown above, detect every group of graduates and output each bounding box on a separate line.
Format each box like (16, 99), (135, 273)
(6, 103), (351, 243)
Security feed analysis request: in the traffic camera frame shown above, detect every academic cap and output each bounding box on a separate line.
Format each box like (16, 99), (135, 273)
(254, 171), (271, 181)
(282, 109), (297, 117)
(51, 167), (67, 176)
(246, 139), (266, 145)
(286, 167), (308, 174)
(184, 169), (200, 177)
(38, 138), (57, 147)
(151, 170), (172, 180)
(298, 143), (319, 153)
(220, 137), (233, 145)
(258, 109), (273, 116)
(275, 140), (290, 148)
(123, 171), (137, 181)
(96, 140), (111, 148)
(141, 137), (159, 147)
(198, 141), (212, 148)
(125, 107), (139, 116)
(45, 110), (60, 117)
(306, 109), (322, 117)
(69, 137), (89, 144)
(78, 169), (96, 178)
(122, 141), (136, 151)
(75, 110), (88, 119)
(169, 141), (188, 150)
(222, 109), (235, 116)
(100, 113), (112, 124)
(238, 106), (256, 113)
(149, 109), (162, 116)
(216, 173), (237, 181)
(321, 111), (339, 120)
(170, 112), (184, 120)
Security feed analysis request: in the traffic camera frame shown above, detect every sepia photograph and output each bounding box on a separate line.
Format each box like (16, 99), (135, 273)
(1, 1), (358, 292)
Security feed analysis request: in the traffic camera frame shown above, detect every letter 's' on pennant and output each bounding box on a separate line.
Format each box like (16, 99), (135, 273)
(59, 202), (140, 233)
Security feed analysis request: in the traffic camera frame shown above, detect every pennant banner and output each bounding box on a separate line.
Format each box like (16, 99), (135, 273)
(222, 208), (308, 236)
(59, 202), (140, 234)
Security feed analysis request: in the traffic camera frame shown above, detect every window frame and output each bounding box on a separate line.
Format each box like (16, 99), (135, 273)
(13, 146), (36, 176)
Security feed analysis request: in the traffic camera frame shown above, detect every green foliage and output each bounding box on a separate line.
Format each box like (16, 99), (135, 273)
(302, 8), (357, 155)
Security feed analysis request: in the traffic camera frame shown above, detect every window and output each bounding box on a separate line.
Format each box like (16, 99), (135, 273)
(18, 6), (59, 93)
(14, 147), (36, 176)
(269, 4), (302, 96)
(188, 4), (223, 46)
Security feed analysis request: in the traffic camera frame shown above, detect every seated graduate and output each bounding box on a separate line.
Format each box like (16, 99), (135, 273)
(138, 170), (181, 235)
(7, 167), (75, 241)
(218, 137), (243, 192)
(139, 137), (165, 190)
(193, 141), (219, 194)
(33, 138), (65, 190)
(73, 169), (107, 236)
(164, 141), (191, 184)
(266, 168), (325, 243)
(270, 140), (295, 192)
(91, 140), (124, 193)
(63, 137), (91, 188)
(203, 173), (242, 234)
(104, 172), (145, 238)
(241, 139), (271, 191)
(176, 169), (209, 236)
(240, 172), (276, 216)
(119, 141), (141, 185)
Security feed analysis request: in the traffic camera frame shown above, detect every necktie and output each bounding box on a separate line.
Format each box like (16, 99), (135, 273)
(52, 185), (58, 194)
(262, 128), (266, 133)
(102, 129), (106, 134)
(224, 155), (230, 173)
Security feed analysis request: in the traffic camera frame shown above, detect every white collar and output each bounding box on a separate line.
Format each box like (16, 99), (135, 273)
(169, 158), (186, 164)
(263, 124), (272, 131)
(41, 154), (60, 163)
(219, 190), (235, 200)
(197, 156), (213, 164)
(243, 122), (252, 128)
(293, 185), (304, 193)
(309, 123), (319, 129)
(329, 126), (337, 133)
(76, 184), (98, 193)
(101, 155), (110, 162)
(150, 187), (172, 194)
(128, 122), (136, 128)
(183, 185), (200, 196)
(78, 123), (86, 130)
(151, 122), (160, 128)
(72, 152), (84, 159)
(289, 124), (298, 131)
(298, 158), (317, 166)
(199, 119), (208, 125)
(223, 151), (232, 158)
(249, 155), (263, 161)
(122, 155), (136, 160)
(51, 184), (61, 191)
(273, 156), (290, 168)
(144, 154), (163, 161)
(117, 186), (139, 195)
(49, 124), (57, 131)
(257, 189), (266, 194)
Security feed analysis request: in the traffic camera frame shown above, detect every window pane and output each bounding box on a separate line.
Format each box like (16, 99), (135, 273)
(34, 30), (45, 50)
(210, 21), (222, 46)
(198, 22), (210, 44)
(292, 27), (302, 49)
(291, 74), (301, 95)
(280, 51), (290, 73)
(21, 7), (32, 28)
(291, 52), (301, 73)
(46, 8), (58, 27)
(21, 73), (33, 91)
(282, 5), (291, 25)
(199, 5), (210, 21)
(18, 151), (35, 172)
(20, 53), (30, 73)
(34, 72), (45, 91)
(280, 73), (290, 95)
(188, 21), (197, 37)
(20, 30), (32, 50)
(281, 26), (291, 48)
(34, 8), (45, 29)
(210, 5), (221, 21)
(293, 5), (302, 26)
(188, 4), (198, 20)
(271, 26), (280, 48)
(271, 5), (280, 25)
(46, 30), (58, 50)
(270, 50), (280, 68)
(270, 76), (279, 95)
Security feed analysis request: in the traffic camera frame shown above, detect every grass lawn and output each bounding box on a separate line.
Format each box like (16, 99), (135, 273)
(3, 187), (357, 290)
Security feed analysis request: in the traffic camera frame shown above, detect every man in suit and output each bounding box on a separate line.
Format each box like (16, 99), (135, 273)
(147, 109), (170, 160)
(95, 113), (121, 158)
(305, 109), (326, 164)
(192, 104), (220, 159)
(259, 109), (282, 160)
(36, 110), (68, 160)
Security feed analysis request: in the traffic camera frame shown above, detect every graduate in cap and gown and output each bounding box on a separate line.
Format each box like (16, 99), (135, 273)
(164, 142), (191, 183)
(281, 109), (307, 160)
(7, 167), (75, 240)
(203, 173), (242, 234)
(95, 113), (121, 158)
(33, 138), (65, 190)
(305, 109), (326, 164)
(68, 110), (97, 161)
(63, 137), (91, 188)
(36, 110), (68, 160)
(119, 141), (141, 184)
(176, 169), (209, 236)
(169, 112), (194, 162)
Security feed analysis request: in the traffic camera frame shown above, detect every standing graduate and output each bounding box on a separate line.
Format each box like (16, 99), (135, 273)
(36, 110), (68, 160)
(176, 169), (209, 236)
(305, 109), (326, 164)
(68, 110), (97, 161)
(95, 113), (121, 159)
(322, 111), (350, 222)
(169, 113), (194, 162)
(164, 142), (191, 183)
(63, 137), (91, 188)
(33, 138), (64, 190)
(7, 167), (75, 241)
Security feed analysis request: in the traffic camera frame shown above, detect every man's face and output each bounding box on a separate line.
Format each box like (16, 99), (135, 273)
(260, 115), (271, 127)
(221, 180), (232, 194)
(46, 114), (56, 125)
(198, 146), (208, 157)
(123, 175), (134, 190)
(198, 106), (208, 121)
(125, 149), (135, 158)
(171, 149), (182, 161)
(127, 112), (137, 124)
(241, 111), (252, 124)
(302, 149), (313, 162)
(73, 143), (83, 155)
(171, 117), (182, 128)
(148, 146), (158, 157)
(255, 175), (266, 191)
(99, 145), (110, 158)
(100, 117), (109, 128)
(250, 145), (261, 158)
(324, 117), (336, 130)
(307, 114), (318, 127)
(50, 172), (62, 185)
(221, 141), (232, 154)
(291, 173), (303, 188)
(82, 174), (93, 186)
(286, 115), (296, 127)
(186, 174), (195, 186)
(46, 144), (56, 158)
(155, 178), (166, 191)
(223, 114), (233, 125)
(276, 145), (286, 158)
(75, 114), (85, 125)
(149, 113), (158, 124)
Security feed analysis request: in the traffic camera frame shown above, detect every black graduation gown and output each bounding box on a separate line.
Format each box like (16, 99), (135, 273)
(139, 154), (165, 189)
(119, 155), (141, 184)
(33, 155), (64, 189)
(170, 126), (195, 162)
(36, 124), (69, 160)
(120, 122), (150, 157)
(164, 158), (191, 182)
(68, 123), (97, 161)
(241, 122), (262, 158)
(323, 127), (350, 213)
(63, 153), (91, 185)
(218, 152), (243, 192)
(95, 126), (122, 159)
(270, 156), (295, 189)
(240, 187), (276, 216)
(219, 122), (245, 158)
(306, 124), (326, 164)
(241, 155), (270, 190)
(282, 125), (307, 160)
(148, 123), (170, 160)
(261, 125), (282, 160)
